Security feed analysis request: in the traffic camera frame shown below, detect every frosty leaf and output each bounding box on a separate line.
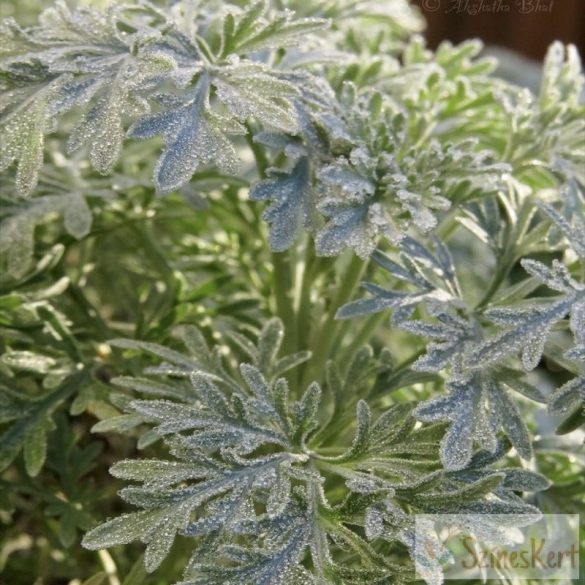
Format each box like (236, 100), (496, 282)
(548, 335), (585, 433)
(109, 338), (200, 371)
(86, 450), (303, 572)
(1, 0), (328, 198)
(250, 157), (315, 252)
(211, 63), (300, 134)
(537, 200), (585, 260)
(337, 238), (460, 323)
(1, 351), (56, 374)
(272, 351), (312, 379)
(290, 382), (321, 445)
(84, 330), (324, 570)
(520, 258), (579, 293)
(0, 80), (59, 197)
(227, 319), (311, 380)
(257, 318), (285, 373)
(82, 508), (166, 551)
(498, 43), (585, 182)
(569, 301), (585, 348)
(183, 519), (312, 585)
(500, 469), (551, 492)
(549, 376), (585, 415)
(331, 400), (371, 462)
(400, 313), (473, 373)
(91, 413), (145, 435)
(65, 78), (140, 175)
(414, 372), (532, 470)
(220, 3), (329, 56)
(412, 473), (506, 508)
(307, 88), (506, 256)
(312, 146), (400, 258)
(85, 322), (548, 583)
(470, 292), (585, 371)
(128, 75), (241, 194)
(539, 42), (584, 112)
(83, 507), (190, 573)
(58, 38), (177, 174)
(0, 2), (172, 189)
(111, 376), (194, 401)
(23, 415), (51, 477)
(316, 199), (396, 259)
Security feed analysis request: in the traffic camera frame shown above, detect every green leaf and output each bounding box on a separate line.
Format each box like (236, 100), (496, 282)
(335, 400), (371, 462)
(0, 82), (55, 197)
(292, 382), (321, 445)
(0, 370), (88, 474)
(222, 4), (329, 55)
(414, 473), (504, 507)
(24, 415), (50, 477)
(1, 351), (56, 374)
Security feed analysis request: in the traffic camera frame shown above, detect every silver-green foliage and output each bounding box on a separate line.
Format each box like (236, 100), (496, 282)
(338, 194), (585, 469)
(4, 2), (581, 265)
(0, 0), (329, 196)
(82, 319), (547, 583)
(1, 0), (584, 582)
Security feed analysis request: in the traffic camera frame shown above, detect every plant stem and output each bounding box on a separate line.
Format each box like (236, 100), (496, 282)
(475, 237), (515, 311)
(245, 126), (269, 177)
(245, 125), (299, 355)
(302, 253), (366, 387)
(296, 241), (316, 351)
(272, 250), (298, 357)
(337, 311), (389, 368)
(98, 549), (121, 585)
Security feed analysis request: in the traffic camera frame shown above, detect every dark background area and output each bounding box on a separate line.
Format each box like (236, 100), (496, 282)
(411, 0), (585, 61)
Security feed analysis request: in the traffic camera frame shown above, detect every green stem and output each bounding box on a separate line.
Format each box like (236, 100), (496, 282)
(475, 237), (515, 311)
(98, 549), (121, 585)
(245, 127), (269, 177)
(245, 124), (299, 355)
(302, 254), (367, 387)
(338, 311), (389, 368)
(272, 250), (298, 357)
(296, 241), (316, 352)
